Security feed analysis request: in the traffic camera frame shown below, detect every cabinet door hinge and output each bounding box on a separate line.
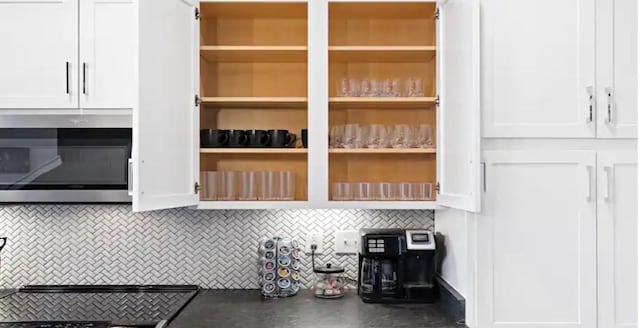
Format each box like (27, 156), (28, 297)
(195, 94), (201, 107)
(435, 182), (440, 194)
(195, 8), (201, 20)
(434, 7), (440, 20)
(435, 95), (440, 107)
(194, 182), (201, 194)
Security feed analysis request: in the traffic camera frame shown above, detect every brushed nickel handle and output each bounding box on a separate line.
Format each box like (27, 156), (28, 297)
(82, 62), (87, 95)
(604, 86), (612, 124)
(603, 166), (612, 201)
(586, 86), (594, 123)
(585, 165), (593, 201)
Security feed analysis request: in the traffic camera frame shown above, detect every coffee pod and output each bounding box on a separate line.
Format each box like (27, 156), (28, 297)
(263, 239), (275, 250)
(263, 282), (276, 294)
(277, 267), (291, 278)
(277, 278), (291, 289)
(292, 281), (300, 293)
(277, 256), (291, 267)
(291, 239), (299, 249)
(291, 249), (300, 259)
(263, 271), (276, 281)
(291, 271), (299, 281)
(264, 250), (275, 260)
(263, 260), (276, 271)
(292, 262), (300, 271)
(278, 245), (291, 256)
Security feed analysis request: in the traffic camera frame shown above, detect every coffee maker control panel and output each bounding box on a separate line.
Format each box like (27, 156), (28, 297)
(362, 235), (402, 256)
(405, 230), (435, 250)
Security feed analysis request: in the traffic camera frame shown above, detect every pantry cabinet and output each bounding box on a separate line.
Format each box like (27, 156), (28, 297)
(0, 0), (134, 110)
(0, 0), (79, 109)
(482, 0), (636, 139)
(597, 152), (637, 328)
(478, 151), (597, 328)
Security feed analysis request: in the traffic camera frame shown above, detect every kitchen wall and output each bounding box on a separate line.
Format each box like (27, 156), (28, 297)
(0, 205), (433, 289)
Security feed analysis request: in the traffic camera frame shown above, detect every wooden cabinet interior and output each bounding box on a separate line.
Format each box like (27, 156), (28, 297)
(199, 2), (308, 202)
(328, 2), (437, 201)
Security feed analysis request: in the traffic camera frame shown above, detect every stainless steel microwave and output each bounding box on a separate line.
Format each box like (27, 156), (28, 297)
(0, 115), (132, 203)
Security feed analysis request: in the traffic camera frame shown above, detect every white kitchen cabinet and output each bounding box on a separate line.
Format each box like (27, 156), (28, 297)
(478, 151), (597, 328)
(481, 0), (596, 138)
(597, 152), (637, 328)
(0, 0), (79, 109)
(596, 0), (637, 139)
(79, 0), (135, 109)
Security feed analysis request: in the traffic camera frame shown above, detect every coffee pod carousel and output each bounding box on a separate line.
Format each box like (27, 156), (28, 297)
(257, 237), (302, 298)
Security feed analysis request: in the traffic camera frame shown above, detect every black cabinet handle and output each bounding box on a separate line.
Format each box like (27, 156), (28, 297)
(82, 62), (87, 95)
(65, 61), (71, 94)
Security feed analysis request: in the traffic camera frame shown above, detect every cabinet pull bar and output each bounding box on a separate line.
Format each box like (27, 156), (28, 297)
(65, 61), (71, 94)
(603, 166), (612, 201)
(586, 86), (594, 123)
(127, 158), (133, 196)
(605, 86), (612, 124)
(82, 62), (87, 95)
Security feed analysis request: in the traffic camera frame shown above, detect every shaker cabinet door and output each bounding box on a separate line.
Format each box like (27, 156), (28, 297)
(132, 0), (199, 212)
(596, 0), (637, 139)
(481, 0), (596, 138)
(597, 152), (637, 328)
(79, 0), (135, 109)
(436, 0), (481, 212)
(478, 151), (597, 328)
(0, 0), (79, 109)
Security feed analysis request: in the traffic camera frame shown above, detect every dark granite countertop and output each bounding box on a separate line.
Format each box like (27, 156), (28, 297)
(170, 290), (462, 328)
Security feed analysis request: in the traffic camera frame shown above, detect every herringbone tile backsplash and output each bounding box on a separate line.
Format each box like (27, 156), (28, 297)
(0, 205), (433, 289)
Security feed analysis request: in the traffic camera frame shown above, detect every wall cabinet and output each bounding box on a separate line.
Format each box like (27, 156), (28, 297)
(482, 0), (636, 139)
(479, 150), (637, 328)
(0, 0), (79, 109)
(0, 0), (134, 110)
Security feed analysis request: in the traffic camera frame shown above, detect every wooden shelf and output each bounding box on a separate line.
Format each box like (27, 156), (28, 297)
(326, 201), (441, 210)
(201, 46), (307, 62)
(197, 201), (310, 210)
(201, 97), (307, 108)
(329, 46), (436, 62)
(329, 148), (435, 154)
(201, 148), (307, 154)
(329, 97), (436, 109)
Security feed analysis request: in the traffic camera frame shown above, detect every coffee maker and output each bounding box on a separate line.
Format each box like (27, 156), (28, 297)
(358, 228), (437, 303)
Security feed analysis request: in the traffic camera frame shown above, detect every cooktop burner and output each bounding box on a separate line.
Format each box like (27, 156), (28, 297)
(0, 285), (199, 328)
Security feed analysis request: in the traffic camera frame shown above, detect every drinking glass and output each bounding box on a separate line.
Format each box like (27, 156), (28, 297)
(329, 125), (345, 149)
(343, 124), (366, 148)
(366, 124), (389, 149)
(369, 78), (381, 97)
(204, 171), (219, 200)
(391, 124), (414, 148)
(415, 124), (434, 148)
(391, 79), (402, 97)
(413, 78), (424, 96)
(259, 171), (278, 201)
(381, 79), (393, 97)
(411, 183), (433, 200)
(332, 182), (353, 201)
(353, 182), (374, 201)
(374, 182), (394, 200)
(200, 172), (208, 200)
(218, 171), (237, 201)
(360, 79), (372, 97)
(395, 183), (414, 201)
(278, 171), (295, 201)
(337, 78), (349, 97)
(238, 171), (258, 201)
(348, 78), (360, 97)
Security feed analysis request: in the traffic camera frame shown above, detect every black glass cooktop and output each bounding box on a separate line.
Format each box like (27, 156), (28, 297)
(0, 285), (199, 328)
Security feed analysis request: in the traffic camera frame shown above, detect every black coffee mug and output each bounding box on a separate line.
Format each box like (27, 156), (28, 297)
(269, 130), (297, 148)
(301, 129), (308, 148)
(201, 129), (230, 148)
(247, 130), (271, 148)
(229, 130), (249, 148)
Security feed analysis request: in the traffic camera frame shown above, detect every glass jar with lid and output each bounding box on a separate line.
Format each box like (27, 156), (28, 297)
(313, 263), (345, 299)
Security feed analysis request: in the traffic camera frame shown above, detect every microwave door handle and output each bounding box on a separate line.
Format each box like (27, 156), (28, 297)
(128, 158), (133, 196)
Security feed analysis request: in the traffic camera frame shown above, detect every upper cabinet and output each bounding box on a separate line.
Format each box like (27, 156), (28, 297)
(0, 0), (134, 110)
(596, 0), (637, 138)
(482, 0), (597, 138)
(482, 0), (637, 139)
(0, 0), (79, 109)
(79, 0), (135, 109)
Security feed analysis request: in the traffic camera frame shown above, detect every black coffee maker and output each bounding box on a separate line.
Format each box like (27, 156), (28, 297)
(358, 228), (437, 303)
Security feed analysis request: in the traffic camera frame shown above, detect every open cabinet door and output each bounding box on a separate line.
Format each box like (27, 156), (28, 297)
(436, 0), (481, 212)
(132, 0), (199, 212)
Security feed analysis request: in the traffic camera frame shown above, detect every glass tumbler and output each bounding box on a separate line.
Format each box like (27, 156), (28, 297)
(353, 182), (374, 201)
(411, 183), (434, 200)
(366, 124), (389, 149)
(337, 78), (349, 97)
(238, 171), (258, 201)
(332, 182), (353, 201)
(395, 182), (414, 201)
(204, 171), (219, 200)
(415, 124), (434, 148)
(343, 124), (366, 148)
(348, 78), (360, 97)
(329, 125), (344, 149)
(278, 171), (296, 201)
(391, 124), (414, 149)
(360, 79), (372, 97)
(259, 171), (279, 201)
(218, 171), (237, 201)
(374, 182), (394, 200)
